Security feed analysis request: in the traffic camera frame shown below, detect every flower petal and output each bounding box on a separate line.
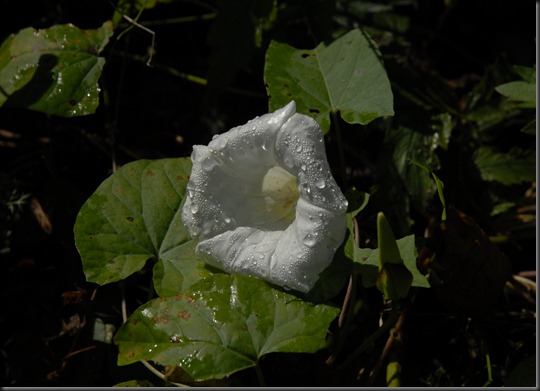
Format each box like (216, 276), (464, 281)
(182, 101), (348, 292)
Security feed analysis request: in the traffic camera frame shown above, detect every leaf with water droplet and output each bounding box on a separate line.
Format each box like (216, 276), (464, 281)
(74, 158), (212, 294)
(115, 274), (339, 380)
(0, 21), (113, 116)
(265, 29), (394, 133)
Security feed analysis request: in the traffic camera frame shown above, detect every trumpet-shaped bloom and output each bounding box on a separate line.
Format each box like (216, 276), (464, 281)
(182, 101), (348, 292)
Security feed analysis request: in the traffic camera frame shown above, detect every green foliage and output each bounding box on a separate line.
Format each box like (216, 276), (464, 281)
(74, 158), (212, 292)
(0, 22), (112, 116)
(115, 273), (339, 380)
(265, 29), (394, 132)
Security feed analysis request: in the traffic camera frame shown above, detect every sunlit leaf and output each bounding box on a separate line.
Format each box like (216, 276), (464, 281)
(115, 274), (339, 380)
(265, 29), (394, 132)
(74, 158), (212, 293)
(0, 22), (113, 116)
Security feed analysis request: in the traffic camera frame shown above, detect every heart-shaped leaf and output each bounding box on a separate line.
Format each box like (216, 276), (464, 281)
(74, 158), (212, 294)
(115, 273), (339, 380)
(264, 28), (394, 132)
(0, 21), (113, 116)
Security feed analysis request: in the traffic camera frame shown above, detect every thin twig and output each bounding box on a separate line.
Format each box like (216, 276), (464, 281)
(122, 15), (156, 67)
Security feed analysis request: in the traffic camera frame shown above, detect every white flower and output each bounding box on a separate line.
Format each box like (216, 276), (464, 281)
(181, 101), (348, 292)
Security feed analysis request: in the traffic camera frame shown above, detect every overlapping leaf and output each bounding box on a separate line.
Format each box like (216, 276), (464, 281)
(265, 29), (394, 132)
(74, 158), (211, 293)
(115, 274), (339, 380)
(0, 22), (112, 116)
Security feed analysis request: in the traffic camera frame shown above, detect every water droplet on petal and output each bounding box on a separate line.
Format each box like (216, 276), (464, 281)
(303, 233), (317, 247)
(295, 144), (303, 152)
(201, 156), (218, 171)
(224, 217), (232, 224)
(315, 178), (326, 189)
(301, 164), (307, 171)
(284, 154), (294, 168)
(190, 203), (199, 214)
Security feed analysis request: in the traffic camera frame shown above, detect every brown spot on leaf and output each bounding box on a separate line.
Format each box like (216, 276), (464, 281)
(147, 170), (154, 177)
(179, 310), (191, 320)
(308, 108), (320, 114)
(126, 216), (134, 222)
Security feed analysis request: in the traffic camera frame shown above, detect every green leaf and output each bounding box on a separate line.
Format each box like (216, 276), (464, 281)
(114, 379), (156, 387)
(74, 158), (211, 292)
(521, 119), (536, 135)
(265, 29), (394, 133)
(114, 274), (339, 381)
(0, 21), (113, 116)
(353, 235), (429, 290)
(376, 262), (412, 300)
(495, 81), (536, 107)
(375, 212), (413, 299)
(377, 212), (402, 265)
(153, 240), (212, 297)
(474, 147), (536, 185)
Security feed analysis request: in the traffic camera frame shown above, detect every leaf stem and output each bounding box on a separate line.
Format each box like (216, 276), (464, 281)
(482, 353), (493, 387)
(254, 361), (267, 387)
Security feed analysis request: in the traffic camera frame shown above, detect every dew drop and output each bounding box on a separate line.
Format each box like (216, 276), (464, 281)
(190, 203), (199, 214)
(295, 144), (303, 152)
(283, 154), (294, 168)
(201, 156), (218, 172)
(224, 217), (232, 224)
(302, 233), (317, 247)
(301, 164), (307, 171)
(315, 178), (326, 189)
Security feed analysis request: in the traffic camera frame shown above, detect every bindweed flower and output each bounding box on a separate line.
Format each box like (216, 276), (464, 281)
(182, 101), (348, 292)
